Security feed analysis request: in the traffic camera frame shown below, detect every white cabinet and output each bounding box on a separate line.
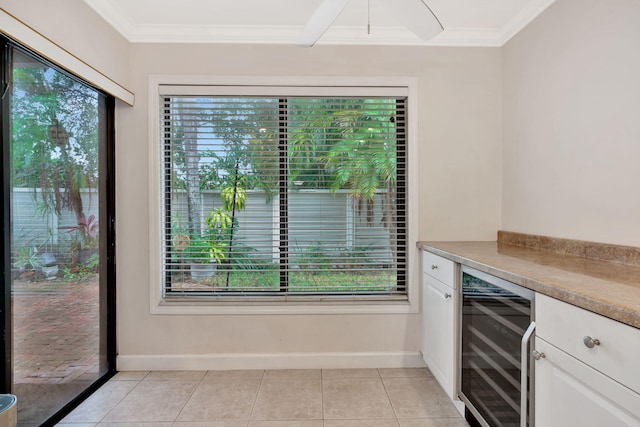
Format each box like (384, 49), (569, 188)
(534, 338), (640, 427)
(535, 294), (640, 426)
(421, 251), (458, 401)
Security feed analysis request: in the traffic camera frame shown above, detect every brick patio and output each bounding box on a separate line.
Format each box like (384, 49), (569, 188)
(11, 276), (102, 425)
(12, 276), (100, 384)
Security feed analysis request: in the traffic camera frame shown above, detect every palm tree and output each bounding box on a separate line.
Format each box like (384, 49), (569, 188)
(288, 98), (400, 268)
(326, 99), (399, 267)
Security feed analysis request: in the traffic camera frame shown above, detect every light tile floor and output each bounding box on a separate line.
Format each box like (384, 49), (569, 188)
(57, 368), (470, 427)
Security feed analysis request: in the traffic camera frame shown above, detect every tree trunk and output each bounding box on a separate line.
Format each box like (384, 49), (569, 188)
(384, 185), (398, 270)
(181, 112), (202, 236)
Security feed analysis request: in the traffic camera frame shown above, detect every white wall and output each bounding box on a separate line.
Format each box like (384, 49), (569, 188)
(115, 43), (501, 367)
(502, 0), (640, 246)
(1, 0), (131, 88)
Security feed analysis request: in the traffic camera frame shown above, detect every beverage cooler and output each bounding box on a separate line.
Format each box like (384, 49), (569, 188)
(459, 266), (536, 427)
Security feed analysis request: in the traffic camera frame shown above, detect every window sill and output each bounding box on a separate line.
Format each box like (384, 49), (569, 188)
(151, 297), (416, 315)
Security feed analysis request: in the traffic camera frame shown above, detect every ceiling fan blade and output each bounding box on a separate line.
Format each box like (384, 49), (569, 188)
(381, 0), (443, 41)
(297, 0), (351, 47)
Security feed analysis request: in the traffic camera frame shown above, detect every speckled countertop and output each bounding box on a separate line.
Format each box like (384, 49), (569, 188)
(417, 240), (640, 329)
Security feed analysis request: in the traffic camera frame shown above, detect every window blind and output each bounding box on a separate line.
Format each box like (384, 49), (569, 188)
(161, 92), (406, 300)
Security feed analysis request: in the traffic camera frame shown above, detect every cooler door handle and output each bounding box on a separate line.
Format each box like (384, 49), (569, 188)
(521, 321), (536, 427)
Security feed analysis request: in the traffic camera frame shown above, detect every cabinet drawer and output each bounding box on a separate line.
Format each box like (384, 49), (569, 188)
(536, 293), (640, 394)
(422, 251), (455, 287)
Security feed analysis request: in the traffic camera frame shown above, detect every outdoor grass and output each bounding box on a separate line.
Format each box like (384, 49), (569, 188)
(169, 269), (397, 293)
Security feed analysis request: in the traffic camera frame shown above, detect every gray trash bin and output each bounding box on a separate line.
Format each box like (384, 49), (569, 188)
(0, 394), (17, 427)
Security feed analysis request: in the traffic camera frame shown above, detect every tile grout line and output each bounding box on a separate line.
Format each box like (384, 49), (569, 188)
(171, 370), (207, 424)
(96, 376), (145, 424)
(379, 369), (403, 426)
(321, 368), (325, 424)
(247, 369), (267, 423)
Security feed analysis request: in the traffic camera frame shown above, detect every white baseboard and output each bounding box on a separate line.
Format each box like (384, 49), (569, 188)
(117, 351), (425, 371)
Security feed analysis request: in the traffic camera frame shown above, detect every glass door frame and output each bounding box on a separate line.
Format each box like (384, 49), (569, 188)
(0, 35), (117, 425)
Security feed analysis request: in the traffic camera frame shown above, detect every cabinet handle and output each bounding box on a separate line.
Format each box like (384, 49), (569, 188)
(583, 336), (601, 348)
(532, 349), (545, 360)
(444, 293), (451, 300)
(430, 264), (438, 270)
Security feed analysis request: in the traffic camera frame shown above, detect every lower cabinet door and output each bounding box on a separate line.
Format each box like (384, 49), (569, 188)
(422, 273), (456, 399)
(534, 337), (640, 427)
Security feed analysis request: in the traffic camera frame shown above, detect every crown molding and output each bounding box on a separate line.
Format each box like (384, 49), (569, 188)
(84, 0), (136, 39)
(496, 0), (557, 46)
(85, 0), (556, 47)
(125, 24), (506, 47)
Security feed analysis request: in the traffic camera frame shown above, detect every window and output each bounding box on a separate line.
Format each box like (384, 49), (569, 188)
(156, 81), (413, 304)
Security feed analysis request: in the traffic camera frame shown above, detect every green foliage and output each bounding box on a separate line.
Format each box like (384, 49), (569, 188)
(205, 208), (233, 237)
(293, 243), (334, 270)
(221, 182), (246, 211)
(286, 98), (397, 196)
(83, 253), (100, 271)
(221, 243), (274, 271)
(169, 96), (397, 198)
(12, 56), (100, 221)
(176, 204), (235, 265)
(181, 235), (224, 264)
(12, 229), (59, 270)
(288, 271), (394, 293)
(59, 253), (98, 281)
(293, 243), (372, 271)
(323, 99), (397, 194)
(172, 269), (394, 292)
(60, 266), (93, 282)
(13, 246), (41, 270)
(60, 213), (99, 249)
(168, 96), (400, 271)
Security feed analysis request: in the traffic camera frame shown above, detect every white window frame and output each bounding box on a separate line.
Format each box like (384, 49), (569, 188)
(148, 75), (420, 315)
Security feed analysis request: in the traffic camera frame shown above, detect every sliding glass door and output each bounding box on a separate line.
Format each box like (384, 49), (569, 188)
(1, 39), (115, 426)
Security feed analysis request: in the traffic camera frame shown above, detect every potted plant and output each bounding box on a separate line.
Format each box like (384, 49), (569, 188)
(181, 235), (214, 280)
(180, 231), (227, 280)
(172, 208), (233, 281)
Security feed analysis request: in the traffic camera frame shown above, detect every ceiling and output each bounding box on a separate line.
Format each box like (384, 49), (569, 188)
(84, 0), (556, 47)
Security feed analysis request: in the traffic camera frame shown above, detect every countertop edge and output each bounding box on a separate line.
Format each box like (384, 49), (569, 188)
(418, 241), (640, 329)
